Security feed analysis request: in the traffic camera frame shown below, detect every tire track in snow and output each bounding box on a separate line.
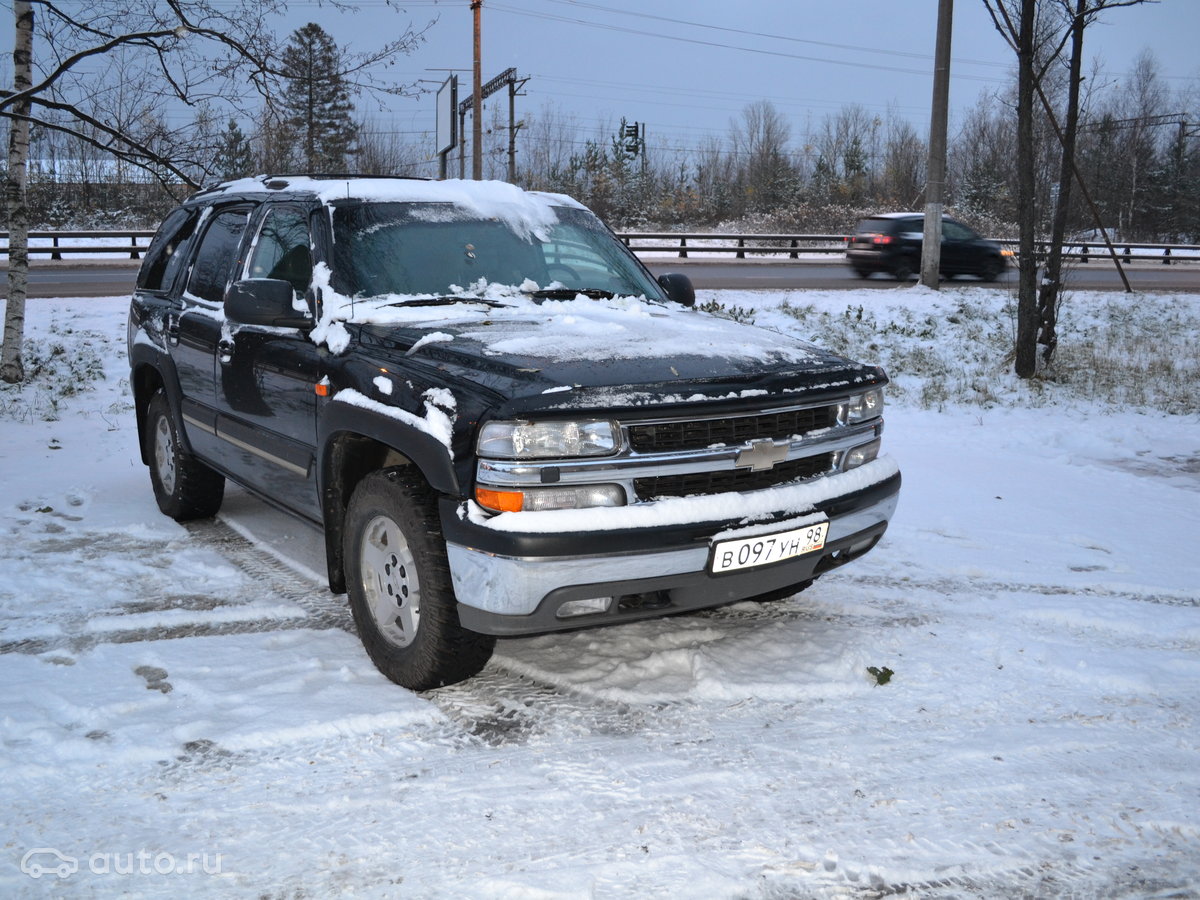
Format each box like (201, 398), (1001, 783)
(841, 572), (1200, 608)
(186, 518), (667, 748)
(425, 662), (671, 748)
(181, 517), (354, 633)
(0, 518), (352, 657)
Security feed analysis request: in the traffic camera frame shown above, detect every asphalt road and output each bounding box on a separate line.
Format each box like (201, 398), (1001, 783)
(2, 258), (1198, 298)
(644, 259), (1200, 292)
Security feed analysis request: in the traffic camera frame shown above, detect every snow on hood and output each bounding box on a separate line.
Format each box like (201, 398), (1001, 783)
(309, 275), (822, 366)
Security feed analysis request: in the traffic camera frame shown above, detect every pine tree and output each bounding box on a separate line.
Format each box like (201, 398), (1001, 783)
(280, 23), (358, 171)
(213, 119), (255, 180)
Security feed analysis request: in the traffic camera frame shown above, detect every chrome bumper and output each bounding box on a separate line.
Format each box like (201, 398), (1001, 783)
(445, 477), (899, 629)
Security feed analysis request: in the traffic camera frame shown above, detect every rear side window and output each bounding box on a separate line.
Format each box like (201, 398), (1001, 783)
(942, 220), (974, 241)
(137, 207), (199, 292)
(186, 208), (252, 304)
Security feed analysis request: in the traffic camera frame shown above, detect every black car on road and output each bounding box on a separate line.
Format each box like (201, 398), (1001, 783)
(846, 213), (1008, 281)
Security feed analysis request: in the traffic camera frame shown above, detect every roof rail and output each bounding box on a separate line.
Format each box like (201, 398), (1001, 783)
(193, 172), (432, 197)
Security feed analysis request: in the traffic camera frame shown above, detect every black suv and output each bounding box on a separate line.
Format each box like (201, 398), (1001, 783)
(128, 175), (901, 690)
(846, 213), (1007, 281)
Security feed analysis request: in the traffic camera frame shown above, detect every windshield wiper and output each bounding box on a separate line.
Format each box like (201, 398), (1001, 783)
(525, 287), (615, 300)
(384, 296), (510, 308)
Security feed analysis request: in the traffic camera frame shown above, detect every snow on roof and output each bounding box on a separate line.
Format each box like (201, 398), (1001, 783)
(207, 176), (584, 241)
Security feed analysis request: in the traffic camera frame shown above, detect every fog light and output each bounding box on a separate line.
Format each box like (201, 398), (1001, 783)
(843, 438), (882, 471)
(557, 597), (612, 619)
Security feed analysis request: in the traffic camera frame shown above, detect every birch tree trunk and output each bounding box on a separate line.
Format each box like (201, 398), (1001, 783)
(1, 1), (33, 384)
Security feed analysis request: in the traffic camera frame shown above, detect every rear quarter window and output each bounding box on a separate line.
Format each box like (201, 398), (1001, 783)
(137, 207), (199, 292)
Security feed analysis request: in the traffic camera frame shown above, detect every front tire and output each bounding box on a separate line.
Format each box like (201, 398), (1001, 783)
(344, 469), (495, 690)
(980, 257), (1003, 282)
(145, 390), (224, 520)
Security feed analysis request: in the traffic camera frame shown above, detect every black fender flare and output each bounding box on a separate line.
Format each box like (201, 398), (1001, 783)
(316, 397), (463, 593)
(127, 343), (189, 466)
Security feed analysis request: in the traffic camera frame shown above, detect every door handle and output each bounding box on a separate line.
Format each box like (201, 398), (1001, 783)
(165, 314), (180, 346)
(218, 339), (235, 364)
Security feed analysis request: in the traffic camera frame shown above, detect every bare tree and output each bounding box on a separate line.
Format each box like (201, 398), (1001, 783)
(809, 104), (879, 204)
(985, 0), (1149, 377)
(983, 0), (1043, 378)
(729, 100), (796, 213)
(881, 111), (925, 207)
(1, 0), (430, 383)
(356, 116), (428, 176)
(1036, 1), (1149, 366)
(949, 92), (1016, 223)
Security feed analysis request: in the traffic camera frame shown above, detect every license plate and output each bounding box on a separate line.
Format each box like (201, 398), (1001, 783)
(709, 522), (829, 574)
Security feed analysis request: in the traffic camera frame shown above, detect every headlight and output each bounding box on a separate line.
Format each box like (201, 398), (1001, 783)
(477, 419), (618, 459)
(839, 388), (884, 424)
(476, 484), (626, 513)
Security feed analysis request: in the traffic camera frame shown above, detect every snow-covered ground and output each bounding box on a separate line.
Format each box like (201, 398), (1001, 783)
(1, 287), (1198, 898)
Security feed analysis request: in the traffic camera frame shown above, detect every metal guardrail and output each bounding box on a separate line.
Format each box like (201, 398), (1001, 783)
(620, 232), (846, 260)
(0, 229), (151, 259)
(619, 233), (1200, 265)
(1, 230), (1197, 265)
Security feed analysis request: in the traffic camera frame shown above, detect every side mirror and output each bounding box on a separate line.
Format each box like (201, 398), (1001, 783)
(225, 279), (312, 329)
(657, 272), (695, 308)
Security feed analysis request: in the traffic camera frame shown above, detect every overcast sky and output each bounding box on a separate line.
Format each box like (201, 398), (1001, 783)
(7, 0), (1200, 168)
(291, 0), (1199, 164)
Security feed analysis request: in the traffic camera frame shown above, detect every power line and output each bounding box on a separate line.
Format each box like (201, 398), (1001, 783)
(538, 0), (1012, 72)
(488, 1), (1006, 84)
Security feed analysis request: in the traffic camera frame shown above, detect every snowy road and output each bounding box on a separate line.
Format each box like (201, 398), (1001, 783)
(2, 293), (1198, 898)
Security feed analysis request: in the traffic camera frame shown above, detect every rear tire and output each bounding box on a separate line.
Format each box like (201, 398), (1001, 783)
(344, 469), (495, 690)
(145, 390), (224, 520)
(892, 260), (914, 281)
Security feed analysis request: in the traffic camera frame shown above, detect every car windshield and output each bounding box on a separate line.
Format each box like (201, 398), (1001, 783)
(331, 202), (663, 300)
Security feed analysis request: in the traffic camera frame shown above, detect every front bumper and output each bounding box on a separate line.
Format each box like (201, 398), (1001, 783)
(442, 464), (901, 636)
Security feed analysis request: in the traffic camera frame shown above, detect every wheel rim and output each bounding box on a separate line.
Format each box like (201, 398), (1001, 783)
(359, 514), (421, 648)
(152, 413), (177, 495)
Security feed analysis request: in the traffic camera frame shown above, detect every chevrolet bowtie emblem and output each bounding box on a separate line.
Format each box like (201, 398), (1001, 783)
(734, 439), (790, 472)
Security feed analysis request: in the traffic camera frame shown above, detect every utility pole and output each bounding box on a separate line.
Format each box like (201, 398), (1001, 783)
(508, 77), (518, 182)
(471, 0), (483, 180)
(921, 0), (953, 289)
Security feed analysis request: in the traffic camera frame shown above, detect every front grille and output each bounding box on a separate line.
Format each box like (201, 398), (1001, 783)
(633, 453), (835, 501)
(628, 406), (837, 454)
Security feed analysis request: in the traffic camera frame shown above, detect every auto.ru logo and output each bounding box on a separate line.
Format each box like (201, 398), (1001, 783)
(20, 848), (79, 880)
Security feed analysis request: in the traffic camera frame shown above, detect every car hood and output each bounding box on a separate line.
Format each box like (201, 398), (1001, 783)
(342, 293), (883, 415)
